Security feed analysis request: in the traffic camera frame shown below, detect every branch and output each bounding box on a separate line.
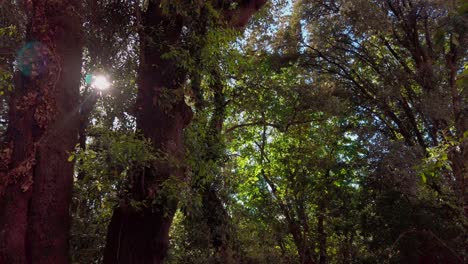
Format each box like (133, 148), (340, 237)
(224, 121), (281, 134)
(224, 118), (323, 134)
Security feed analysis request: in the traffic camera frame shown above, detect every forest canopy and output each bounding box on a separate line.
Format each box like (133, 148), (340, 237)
(0, 0), (467, 263)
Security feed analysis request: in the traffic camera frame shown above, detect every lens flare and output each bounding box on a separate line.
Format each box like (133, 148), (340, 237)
(92, 75), (111, 90)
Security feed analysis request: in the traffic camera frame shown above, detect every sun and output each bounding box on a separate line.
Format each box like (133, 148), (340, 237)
(92, 75), (111, 90)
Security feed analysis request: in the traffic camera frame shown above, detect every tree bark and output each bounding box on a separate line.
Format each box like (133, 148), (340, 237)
(0, 1), (82, 263)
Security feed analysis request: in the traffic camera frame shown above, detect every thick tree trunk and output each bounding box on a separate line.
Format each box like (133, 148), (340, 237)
(103, 1), (190, 263)
(0, 1), (82, 263)
(103, 204), (177, 264)
(103, 1), (267, 263)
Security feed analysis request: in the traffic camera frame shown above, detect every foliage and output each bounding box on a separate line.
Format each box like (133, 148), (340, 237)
(2, 0), (465, 263)
(70, 128), (158, 263)
(0, 2), (25, 138)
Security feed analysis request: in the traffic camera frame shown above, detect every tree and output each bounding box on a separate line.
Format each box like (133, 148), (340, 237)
(1, 0), (462, 262)
(69, 1), (138, 262)
(0, 0), (83, 262)
(222, 49), (365, 263)
(103, 1), (267, 263)
(292, 0), (467, 262)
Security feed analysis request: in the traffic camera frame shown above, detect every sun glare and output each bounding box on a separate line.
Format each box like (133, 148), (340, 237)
(92, 75), (111, 90)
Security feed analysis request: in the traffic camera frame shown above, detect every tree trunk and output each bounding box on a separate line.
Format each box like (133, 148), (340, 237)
(102, 1), (191, 263)
(259, 140), (315, 264)
(446, 39), (468, 218)
(289, 223), (315, 264)
(0, 1), (82, 263)
(103, 1), (267, 263)
(317, 202), (327, 264)
(198, 72), (234, 263)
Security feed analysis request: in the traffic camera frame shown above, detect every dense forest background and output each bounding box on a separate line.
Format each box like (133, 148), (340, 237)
(0, 0), (466, 263)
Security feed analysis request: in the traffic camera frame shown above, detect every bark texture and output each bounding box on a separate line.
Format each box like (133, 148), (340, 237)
(0, 1), (82, 263)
